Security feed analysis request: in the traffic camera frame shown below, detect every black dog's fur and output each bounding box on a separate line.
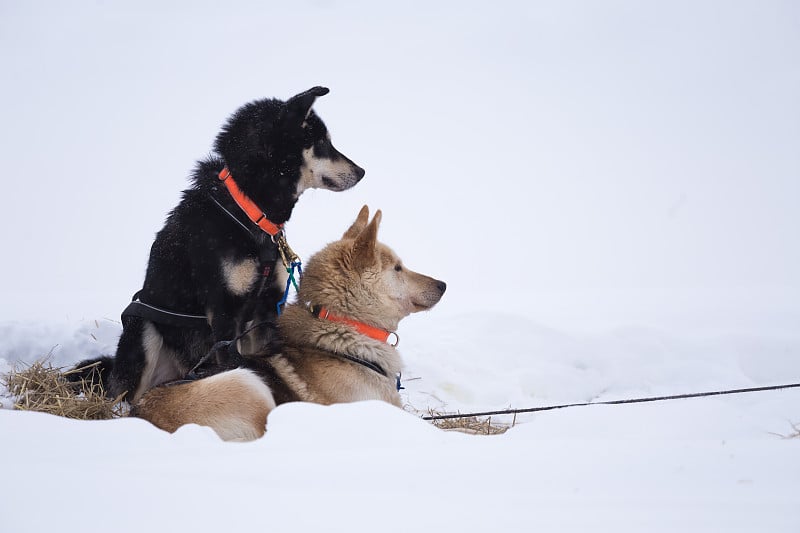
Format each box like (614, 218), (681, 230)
(72, 87), (364, 401)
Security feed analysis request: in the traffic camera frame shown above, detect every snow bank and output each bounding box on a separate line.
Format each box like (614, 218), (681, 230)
(2, 399), (799, 533)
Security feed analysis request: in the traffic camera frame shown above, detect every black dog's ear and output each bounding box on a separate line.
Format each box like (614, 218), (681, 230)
(284, 86), (330, 122)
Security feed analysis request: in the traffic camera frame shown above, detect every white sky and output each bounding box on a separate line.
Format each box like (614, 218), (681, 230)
(0, 1), (797, 333)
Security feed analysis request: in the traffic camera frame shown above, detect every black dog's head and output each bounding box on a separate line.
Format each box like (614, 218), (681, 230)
(214, 86), (365, 222)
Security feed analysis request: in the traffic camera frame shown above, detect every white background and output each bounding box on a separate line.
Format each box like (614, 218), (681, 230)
(1, 0), (797, 334)
(1, 2), (799, 531)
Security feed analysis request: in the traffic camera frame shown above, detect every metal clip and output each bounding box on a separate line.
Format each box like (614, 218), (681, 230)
(273, 231), (300, 268)
(387, 331), (400, 347)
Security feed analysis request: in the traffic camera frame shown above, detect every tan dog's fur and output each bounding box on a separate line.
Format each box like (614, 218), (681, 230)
(133, 206), (446, 441)
(134, 368), (276, 442)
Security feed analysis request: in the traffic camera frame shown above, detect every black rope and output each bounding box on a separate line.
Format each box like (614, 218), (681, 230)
(422, 382), (800, 421)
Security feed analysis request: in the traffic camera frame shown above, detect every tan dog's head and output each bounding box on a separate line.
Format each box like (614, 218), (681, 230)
(298, 205), (446, 332)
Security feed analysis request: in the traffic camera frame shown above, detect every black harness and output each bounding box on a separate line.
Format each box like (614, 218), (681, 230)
(322, 350), (403, 392)
(121, 290), (209, 328)
(121, 189), (279, 328)
(334, 352), (388, 378)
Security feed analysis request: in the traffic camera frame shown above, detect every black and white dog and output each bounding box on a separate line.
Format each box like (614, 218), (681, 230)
(73, 87), (364, 402)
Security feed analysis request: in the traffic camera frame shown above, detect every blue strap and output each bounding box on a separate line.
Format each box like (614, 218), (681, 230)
(276, 261), (303, 315)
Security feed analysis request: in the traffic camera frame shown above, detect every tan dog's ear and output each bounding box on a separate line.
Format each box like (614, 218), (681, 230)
(342, 205), (370, 239)
(352, 210), (382, 267)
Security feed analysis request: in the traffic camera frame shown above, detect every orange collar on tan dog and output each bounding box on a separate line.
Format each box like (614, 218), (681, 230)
(218, 167), (283, 237)
(311, 305), (400, 347)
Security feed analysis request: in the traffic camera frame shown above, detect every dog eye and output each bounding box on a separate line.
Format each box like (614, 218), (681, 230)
(394, 264), (402, 272)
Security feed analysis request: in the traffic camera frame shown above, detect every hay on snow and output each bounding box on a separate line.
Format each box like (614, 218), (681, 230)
(2, 358), (126, 420)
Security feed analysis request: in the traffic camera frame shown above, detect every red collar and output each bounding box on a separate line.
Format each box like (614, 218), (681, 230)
(311, 305), (399, 347)
(218, 167), (283, 237)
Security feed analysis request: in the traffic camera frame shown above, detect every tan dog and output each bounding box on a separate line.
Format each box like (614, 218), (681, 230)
(133, 206), (446, 441)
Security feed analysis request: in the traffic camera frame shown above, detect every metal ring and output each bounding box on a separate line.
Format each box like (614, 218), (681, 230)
(387, 332), (400, 347)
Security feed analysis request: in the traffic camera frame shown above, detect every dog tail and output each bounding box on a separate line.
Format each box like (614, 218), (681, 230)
(65, 356), (115, 395)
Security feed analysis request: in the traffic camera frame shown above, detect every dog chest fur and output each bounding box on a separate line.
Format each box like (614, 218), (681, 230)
(221, 257), (259, 296)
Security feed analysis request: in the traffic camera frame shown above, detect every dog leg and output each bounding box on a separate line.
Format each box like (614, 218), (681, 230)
(207, 289), (252, 366)
(134, 368), (276, 441)
(123, 321), (186, 402)
(100, 318), (150, 401)
(236, 285), (284, 357)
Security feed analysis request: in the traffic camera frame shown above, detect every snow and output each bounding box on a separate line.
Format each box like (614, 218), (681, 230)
(3, 398), (800, 532)
(1, 1), (799, 531)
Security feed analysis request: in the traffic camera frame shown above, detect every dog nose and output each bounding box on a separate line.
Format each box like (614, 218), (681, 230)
(353, 165), (365, 180)
(436, 281), (447, 294)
